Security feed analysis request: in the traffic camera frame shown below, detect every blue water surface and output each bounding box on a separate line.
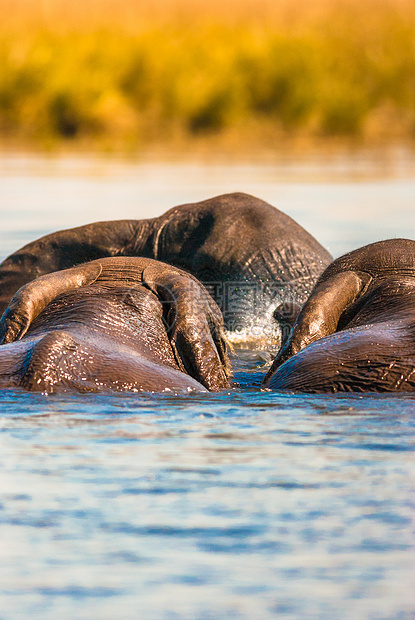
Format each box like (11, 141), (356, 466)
(0, 155), (414, 619)
(1, 381), (414, 620)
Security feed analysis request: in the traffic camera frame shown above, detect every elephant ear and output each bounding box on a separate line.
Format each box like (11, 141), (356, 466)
(0, 262), (103, 344)
(263, 269), (371, 386)
(143, 264), (231, 392)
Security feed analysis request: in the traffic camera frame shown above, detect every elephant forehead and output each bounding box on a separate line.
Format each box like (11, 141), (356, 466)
(26, 284), (179, 368)
(29, 283), (162, 332)
(334, 239), (415, 276)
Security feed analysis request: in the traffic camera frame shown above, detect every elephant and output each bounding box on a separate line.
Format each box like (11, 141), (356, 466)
(263, 238), (415, 393)
(0, 192), (332, 337)
(0, 257), (230, 394)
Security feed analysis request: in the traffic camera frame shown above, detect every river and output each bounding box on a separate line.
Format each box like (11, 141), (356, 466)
(0, 152), (414, 619)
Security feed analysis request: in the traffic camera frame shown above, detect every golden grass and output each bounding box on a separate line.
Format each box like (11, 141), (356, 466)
(1, 0), (415, 152)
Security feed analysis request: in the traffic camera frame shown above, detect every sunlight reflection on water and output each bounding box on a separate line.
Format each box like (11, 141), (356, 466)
(0, 154), (414, 619)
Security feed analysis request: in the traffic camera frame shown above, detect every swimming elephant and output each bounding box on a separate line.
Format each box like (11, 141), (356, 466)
(264, 239), (415, 393)
(0, 192), (332, 335)
(0, 257), (230, 394)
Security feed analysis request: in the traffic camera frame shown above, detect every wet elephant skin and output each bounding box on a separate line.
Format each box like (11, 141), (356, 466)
(0, 257), (230, 394)
(264, 239), (415, 393)
(0, 193), (332, 331)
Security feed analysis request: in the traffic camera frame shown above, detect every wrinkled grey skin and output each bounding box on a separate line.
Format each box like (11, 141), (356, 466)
(0, 257), (230, 394)
(264, 239), (415, 393)
(0, 193), (332, 333)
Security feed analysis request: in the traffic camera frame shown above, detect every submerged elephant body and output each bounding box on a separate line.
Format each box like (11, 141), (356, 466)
(0, 257), (230, 394)
(0, 193), (332, 334)
(265, 239), (415, 393)
(3, 202), (414, 394)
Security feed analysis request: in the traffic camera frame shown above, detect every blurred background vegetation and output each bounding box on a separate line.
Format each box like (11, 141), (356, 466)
(1, 0), (415, 154)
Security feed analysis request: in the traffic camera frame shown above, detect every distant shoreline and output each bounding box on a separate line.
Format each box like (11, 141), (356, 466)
(1, 145), (414, 183)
